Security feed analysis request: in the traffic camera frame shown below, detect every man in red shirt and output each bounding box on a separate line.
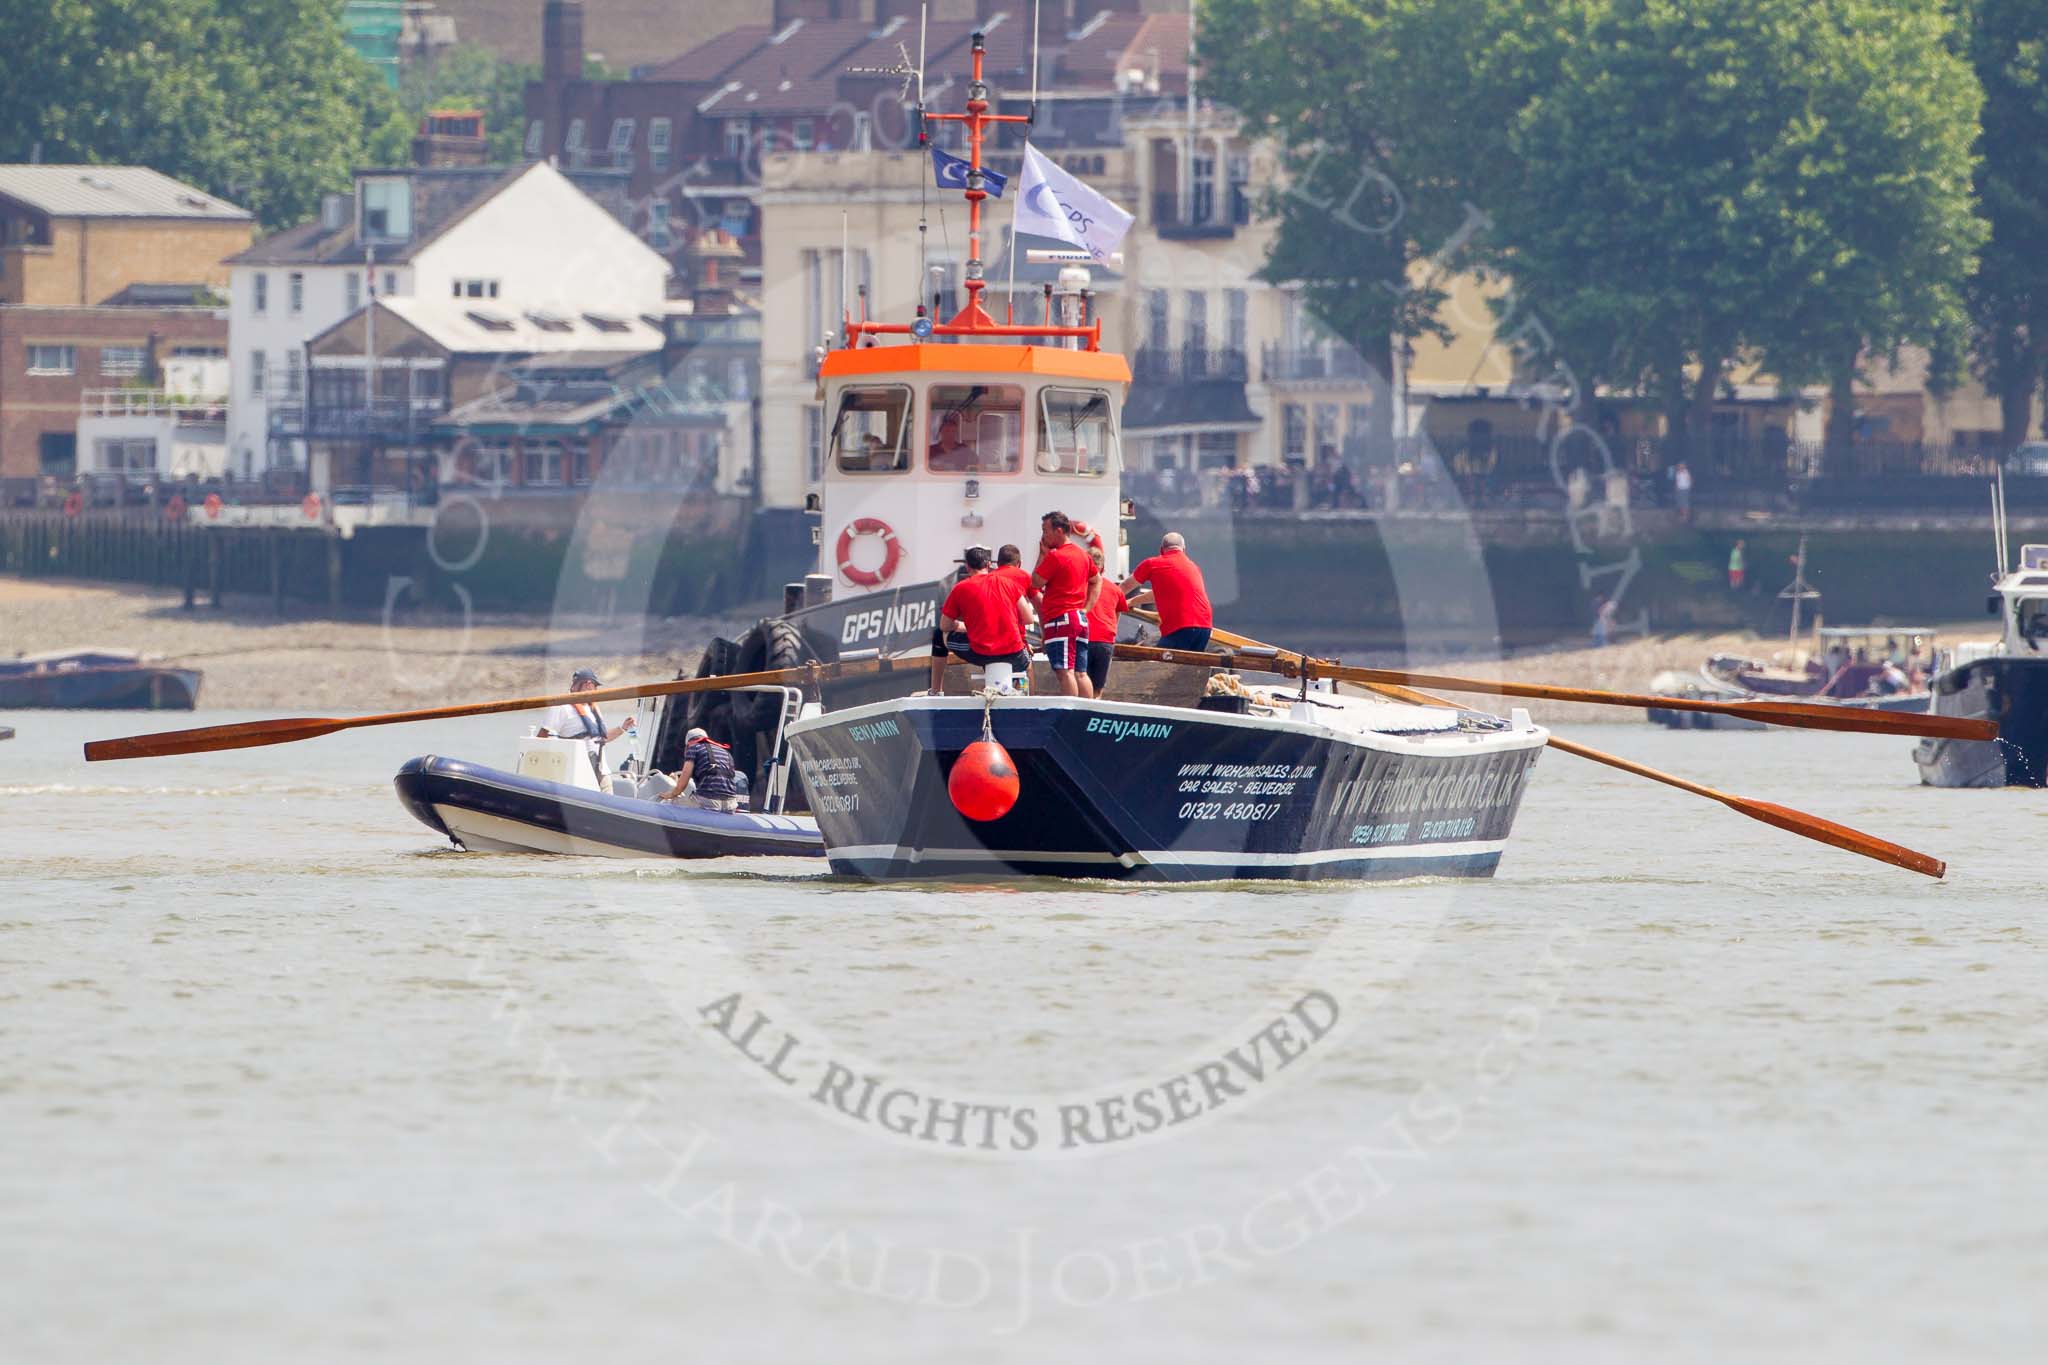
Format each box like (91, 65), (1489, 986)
(1031, 510), (1101, 697)
(992, 544), (1033, 603)
(928, 546), (1034, 693)
(1124, 531), (1213, 651)
(1084, 544), (1128, 698)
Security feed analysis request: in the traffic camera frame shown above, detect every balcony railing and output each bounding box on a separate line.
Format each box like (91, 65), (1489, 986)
(276, 397), (445, 439)
(80, 388), (229, 422)
(1262, 345), (1376, 383)
(1132, 347), (1249, 384)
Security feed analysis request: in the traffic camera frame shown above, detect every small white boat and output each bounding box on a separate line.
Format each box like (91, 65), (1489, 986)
(394, 684), (824, 859)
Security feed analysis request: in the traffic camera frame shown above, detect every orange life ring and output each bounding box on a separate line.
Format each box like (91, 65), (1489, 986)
(62, 491), (83, 517)
(203, 493), (223, 519)
(302, 492), (322, 520)
(836, 517), (903, 587)
(1071, 520), (1105, 551)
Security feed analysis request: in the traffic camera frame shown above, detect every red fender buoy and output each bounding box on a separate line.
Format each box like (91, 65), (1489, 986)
(948, 735), (1019, 822)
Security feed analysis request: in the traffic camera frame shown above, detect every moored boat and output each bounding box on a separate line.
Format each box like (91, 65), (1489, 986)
(0, 648), (201, 710)
(1914, 540), (2048, 788)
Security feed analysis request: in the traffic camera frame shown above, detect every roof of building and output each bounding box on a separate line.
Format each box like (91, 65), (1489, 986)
(377, 295), (665, 356)
(228, 163), (633, 267)
(433, 0), (764, 68)
(99, 282), (225, 307)
(0, 165), (251, 221)
(641, 23), (776, 82)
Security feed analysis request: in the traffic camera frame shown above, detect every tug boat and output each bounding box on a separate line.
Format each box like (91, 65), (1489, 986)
(393, 684), (823, 858)
(1913, 541), (2048, 788)
(756, 32), (1549, 881)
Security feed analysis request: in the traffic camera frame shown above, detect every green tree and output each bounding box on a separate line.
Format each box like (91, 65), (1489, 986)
(1485, 0), (1983, 455)
(398, 42), (539, 164)
(1199, 0), (1497, 453)
(0, 0), (403, 229)
(1962, 0), (2048, 446)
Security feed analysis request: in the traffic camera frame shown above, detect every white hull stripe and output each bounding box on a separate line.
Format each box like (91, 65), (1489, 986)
(827, 838), (1506, 868)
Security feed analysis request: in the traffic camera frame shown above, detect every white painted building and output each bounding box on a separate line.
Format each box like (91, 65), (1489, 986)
(225, 160), (670, 479)
(76, 356), (232, 483)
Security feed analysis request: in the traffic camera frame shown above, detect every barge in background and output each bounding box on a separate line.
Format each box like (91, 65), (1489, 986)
(0, 648), (201, 710)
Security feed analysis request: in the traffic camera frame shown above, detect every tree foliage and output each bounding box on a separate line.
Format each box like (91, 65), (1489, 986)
(1199, 0), (1493, 392)
(1489, 0), (1983, 440)
(1202, 0), (1986, 443)
(1962, 0), (2048, 443)
(0, 0), (404, 229)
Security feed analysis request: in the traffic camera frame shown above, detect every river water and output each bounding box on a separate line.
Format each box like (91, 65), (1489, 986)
(3, 710), (2042, 1362)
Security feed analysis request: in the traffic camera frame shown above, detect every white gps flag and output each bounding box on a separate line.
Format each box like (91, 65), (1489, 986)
(1015, 144), (1134, 264)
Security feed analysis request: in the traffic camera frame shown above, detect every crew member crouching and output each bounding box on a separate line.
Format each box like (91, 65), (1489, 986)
(928, 545), (1035, 693)
(660, 726), (743, 811)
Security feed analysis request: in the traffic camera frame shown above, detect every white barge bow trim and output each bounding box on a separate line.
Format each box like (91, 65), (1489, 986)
(784, 694), (1548, 883)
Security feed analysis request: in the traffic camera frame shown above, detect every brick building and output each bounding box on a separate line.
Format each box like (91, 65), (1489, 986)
(522, 0), (1175, 301)
(0, 166), (253, 306)
(0, 167), (246, 500)
(0, 301), (230, 501)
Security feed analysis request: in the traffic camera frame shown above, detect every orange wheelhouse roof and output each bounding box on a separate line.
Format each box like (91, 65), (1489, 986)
(819, 344), (1132, 385)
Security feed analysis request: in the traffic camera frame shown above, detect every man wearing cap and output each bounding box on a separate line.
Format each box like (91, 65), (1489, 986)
(1123, 531), (1213, 652)
(536, 667), (634, 779)
(659, 726), (743, 811)
(928, 545), (1035, 693)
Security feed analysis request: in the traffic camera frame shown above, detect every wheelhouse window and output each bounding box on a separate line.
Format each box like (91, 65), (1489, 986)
(830, 385), (913, 473)
(2017, 596), (2048, 645)
(927, 384), (1023, 473)
(1036, 387), (1117, 477)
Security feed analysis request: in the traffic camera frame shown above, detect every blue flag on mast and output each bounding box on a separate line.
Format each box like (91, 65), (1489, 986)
(931, 146), (1007, 198)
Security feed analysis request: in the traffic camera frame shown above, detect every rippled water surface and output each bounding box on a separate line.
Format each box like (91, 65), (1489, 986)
(3, 710), (2042, 1362)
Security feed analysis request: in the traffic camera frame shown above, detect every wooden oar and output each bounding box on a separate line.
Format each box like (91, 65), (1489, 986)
(82, 660), (909, 763)
(1544, 734), (1944, 878)
(1110, 641), (1991, 741)
(1122, 624), (1948, 878)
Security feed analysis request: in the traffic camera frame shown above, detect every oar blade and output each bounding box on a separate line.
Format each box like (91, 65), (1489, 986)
(84, 717), (348, 763)
(1732, 798), (1946, 880)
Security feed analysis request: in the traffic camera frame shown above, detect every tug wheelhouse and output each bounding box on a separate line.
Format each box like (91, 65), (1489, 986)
(815, 344), (1132, 598)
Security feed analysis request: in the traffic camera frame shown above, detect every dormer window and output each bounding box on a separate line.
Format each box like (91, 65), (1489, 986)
(466, 310), (516, 333)
(526, 310), (573, 333)
(359, 177), (412, 242)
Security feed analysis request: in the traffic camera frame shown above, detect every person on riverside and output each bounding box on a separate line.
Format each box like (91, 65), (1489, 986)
(658, 726), (743, 812)
(927, 545), (1036, 694)
(535, 668), (633, 779)
(1085, 544), (1128, 699)
(1032, 511), (1101, 698)
(1123, 531), (1213, 652)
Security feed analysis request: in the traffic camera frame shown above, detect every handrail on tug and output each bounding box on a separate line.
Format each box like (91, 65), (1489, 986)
(840, 30), (1105, 354)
